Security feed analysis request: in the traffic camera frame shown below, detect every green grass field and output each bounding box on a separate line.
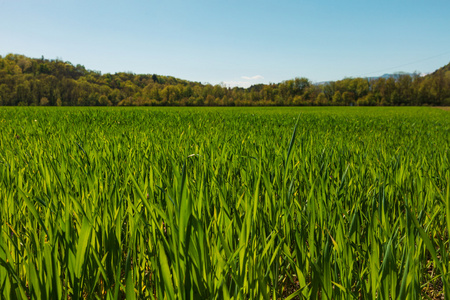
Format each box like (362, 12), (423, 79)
(0, 107), (449, 299)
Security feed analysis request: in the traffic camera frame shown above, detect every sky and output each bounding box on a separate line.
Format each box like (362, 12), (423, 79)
(1, 0), (450, 88)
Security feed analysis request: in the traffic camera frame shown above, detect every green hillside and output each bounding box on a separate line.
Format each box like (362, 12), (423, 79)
(0, 53), (449, 106)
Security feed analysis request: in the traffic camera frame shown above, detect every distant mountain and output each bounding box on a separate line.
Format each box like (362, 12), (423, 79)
(315, 73), (413, 85)
(372, 72), (415, 80)
(374, 62), (450, 80)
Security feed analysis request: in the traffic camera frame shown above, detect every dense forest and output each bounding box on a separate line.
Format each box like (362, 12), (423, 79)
(1, 53), (449, 106)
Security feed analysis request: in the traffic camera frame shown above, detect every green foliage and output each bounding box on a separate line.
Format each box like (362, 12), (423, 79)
(1, 54), (450, 106)
(0, 106), (449, 299)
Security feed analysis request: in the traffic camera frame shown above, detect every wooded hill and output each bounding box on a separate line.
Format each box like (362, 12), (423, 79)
(1, 53), (449, 106)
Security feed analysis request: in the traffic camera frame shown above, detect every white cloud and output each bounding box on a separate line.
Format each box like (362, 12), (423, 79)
(221, 75), (265, 88)
(241, 75), (264, 80)
(222, 81), (252, 88)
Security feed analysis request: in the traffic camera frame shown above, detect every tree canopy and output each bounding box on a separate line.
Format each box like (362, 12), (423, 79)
(1, 53), (449, 106)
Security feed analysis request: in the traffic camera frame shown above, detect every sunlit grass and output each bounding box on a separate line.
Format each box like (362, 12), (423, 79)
(0, 106), (449, 299)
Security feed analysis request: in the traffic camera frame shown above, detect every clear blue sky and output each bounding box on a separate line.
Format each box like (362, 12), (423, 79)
(1, 0), (450, 87)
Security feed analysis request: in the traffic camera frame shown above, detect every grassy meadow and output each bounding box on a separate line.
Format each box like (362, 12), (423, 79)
(0, 106), (449, 299)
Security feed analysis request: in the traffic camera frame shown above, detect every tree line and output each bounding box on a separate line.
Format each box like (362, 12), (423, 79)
(1, 54), (449, 106)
